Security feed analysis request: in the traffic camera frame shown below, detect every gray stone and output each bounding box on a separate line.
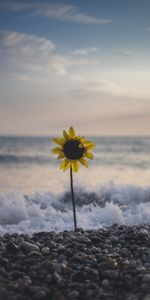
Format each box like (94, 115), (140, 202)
(53, 272), (62, 283)
(33, 290), (47, 300)
(19, 241), (40, 254)
(28, 251), (42, 256)
(142, 274), (150, 282)
(105, 270), (119, 280)
(101, 279), (110, 289)
(6, 241), (18, 253)
(72, 271), (86, 282)
(41, 247), (50, 255)
(126, 295), (138, 300)
(0, 257), (8, 265)
(144, 295), (150, 300)
(77, 236), (91, 244)
(91, 236), (101, 244)
(67, 290), (79, 298)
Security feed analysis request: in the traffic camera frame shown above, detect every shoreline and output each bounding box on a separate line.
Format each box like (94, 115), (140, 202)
(0, 225), (150, 300)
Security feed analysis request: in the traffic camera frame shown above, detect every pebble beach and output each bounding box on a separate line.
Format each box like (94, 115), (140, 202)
(1, 136), (150, 299)
(0, 225), (150, 300)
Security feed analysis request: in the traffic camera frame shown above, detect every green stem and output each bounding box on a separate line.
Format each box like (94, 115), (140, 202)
(70, 166), (77, 231)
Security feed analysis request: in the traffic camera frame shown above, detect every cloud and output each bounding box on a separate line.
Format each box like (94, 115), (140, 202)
(69, 75), (150, 100)
(0, 30), (100, 78)
(73, 47), (98, 56)
(118, 50), (131, 57)
(146, 27), (150, 32)
(1, 2), (112, 25)
(74, 80), (127, 97)
(0, 30), (67, 75)
(0, 30), (55, 55)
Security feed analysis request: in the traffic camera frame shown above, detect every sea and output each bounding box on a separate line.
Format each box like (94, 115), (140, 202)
(0, 136), (150, 234)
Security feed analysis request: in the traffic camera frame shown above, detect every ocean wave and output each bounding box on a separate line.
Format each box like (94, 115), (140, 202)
(0, 182), (150, 235)
(0, 154), (149, 170)
(0, 154), (50, 165)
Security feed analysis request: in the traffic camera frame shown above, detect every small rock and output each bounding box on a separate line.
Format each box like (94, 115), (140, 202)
(0, 257), (8, 265)
(144, 295), (150, 300)
(6, 241), (18, 253)
(91, 236), (101, 244)
(67, 290), (79, 298)
(57, 245), (65, 253)
(41, 247), (50, 255)
(9, 271), (25, 279)
(140, 283), (149, 292)
(142, 274), (150, 282)
(19, 241), (40, 254)
(28, 251), (42, 256)
(29, 285), (42, 295)
(33, 290), (47, 300)
(57, 254), (67, 263)
(53, 272), (62, 283)
(126, 295), (138, 300)
(101, 279), (110, 289)
(139, 228), (148, 236)
(72, 271), (86, 282)
(77, 236), (91, 244)
(105, 270), (119, 280)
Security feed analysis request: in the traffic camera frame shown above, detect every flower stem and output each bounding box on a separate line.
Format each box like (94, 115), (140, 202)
(70, 166), (77, 231)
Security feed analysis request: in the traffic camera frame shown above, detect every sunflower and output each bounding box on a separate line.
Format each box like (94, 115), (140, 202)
(52, 126), (95, 172)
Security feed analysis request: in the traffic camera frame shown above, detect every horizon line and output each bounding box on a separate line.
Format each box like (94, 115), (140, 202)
(0, 134), (150, 138)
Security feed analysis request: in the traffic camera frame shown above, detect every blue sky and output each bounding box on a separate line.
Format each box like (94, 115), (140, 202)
(0, 0), (150, 135)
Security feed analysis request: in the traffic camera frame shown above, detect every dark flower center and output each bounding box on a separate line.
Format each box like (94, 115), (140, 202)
(63, 139), (85, 160)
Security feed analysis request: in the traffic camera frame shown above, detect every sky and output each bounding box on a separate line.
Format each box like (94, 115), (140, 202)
(0, 0), (150, 136)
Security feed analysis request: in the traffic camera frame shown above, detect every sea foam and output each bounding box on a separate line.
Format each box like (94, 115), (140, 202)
(0, 182), (150, 235)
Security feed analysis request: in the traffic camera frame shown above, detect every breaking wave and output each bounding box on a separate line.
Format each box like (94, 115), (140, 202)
(0, 182), (150, 235)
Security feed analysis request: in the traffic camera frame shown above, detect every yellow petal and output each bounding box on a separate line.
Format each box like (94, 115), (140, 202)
(57, 153), (65, 159)
(60, 159), (66, 169)
(76, 135), (84, 141)
(63, 130), (69, 141)
(85, 142), (96, 150)
(71, 161), (79, 173)
(80, 158), (88, 167)
(60, 159), (70, 171)
(63, 161), (70, 171)
(85, 152), (94, 160)
(52, 147), (63, 154)
(53, 137), (65, 146)
(84, 139), (93, 143)
(68, 126), (76, 138)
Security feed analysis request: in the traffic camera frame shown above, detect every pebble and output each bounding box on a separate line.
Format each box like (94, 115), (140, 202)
(41, 247), (50, 255)
(102, 279), (110, 289)
(144, 295), (150, 300)
(105, 270), (119, 280)
(19, 241), (40, 254)
(6, 241), (18, 253)
(33, 290), (47, 300)
(90, 236), (101, 244)
(67, 290), (79, 298)
(28, 251), (42, 256)
(126, 295), (138, 300)
(72, 271), (86, 282)
(0, 225), (150, 300)
(142, 274), (150, 282)
(0, 256), (8, 265)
